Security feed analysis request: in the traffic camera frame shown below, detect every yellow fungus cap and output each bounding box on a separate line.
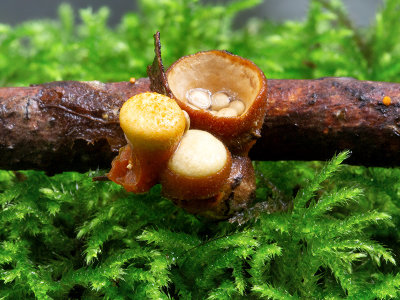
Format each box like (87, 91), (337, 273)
(120, 92), (186, 151)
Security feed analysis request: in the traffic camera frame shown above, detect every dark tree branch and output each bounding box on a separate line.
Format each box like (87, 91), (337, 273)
(250, 77), (400, 167)
(0, 77), (399, 174)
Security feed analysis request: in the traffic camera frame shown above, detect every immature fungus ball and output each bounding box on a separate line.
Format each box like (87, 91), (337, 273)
(161, 129), (232, 200)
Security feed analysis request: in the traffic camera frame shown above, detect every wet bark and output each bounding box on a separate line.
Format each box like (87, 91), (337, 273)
(0, 77), (399, 173)
(249, 77), (400, 167)
(0, 79), (150, 174)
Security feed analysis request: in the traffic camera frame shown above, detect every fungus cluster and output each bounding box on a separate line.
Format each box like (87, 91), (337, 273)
(108, 42), (268, 219)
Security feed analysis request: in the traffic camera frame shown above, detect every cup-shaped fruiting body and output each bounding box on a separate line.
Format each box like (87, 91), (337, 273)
(166, 50), (268, 155)
(108, 92), (186, 193)
(161, 129), (232, 201)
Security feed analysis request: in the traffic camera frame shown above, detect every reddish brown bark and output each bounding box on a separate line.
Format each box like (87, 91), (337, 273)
(249, 77), (400, 167)
(0, 79), (149, 174)
(0, 77), (399, 173)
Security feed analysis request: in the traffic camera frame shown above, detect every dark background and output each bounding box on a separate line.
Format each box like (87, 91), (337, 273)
(0, 0), (383, 27)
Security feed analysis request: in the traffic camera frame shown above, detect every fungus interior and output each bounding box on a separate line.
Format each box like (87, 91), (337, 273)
(167, 51), (262, 116)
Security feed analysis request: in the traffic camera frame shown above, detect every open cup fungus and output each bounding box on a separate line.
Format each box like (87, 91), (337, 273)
(166, 50), (268, 155)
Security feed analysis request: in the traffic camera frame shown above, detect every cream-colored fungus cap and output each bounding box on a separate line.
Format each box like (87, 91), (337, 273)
(119, 92), (186, 151)
(167, 129), (228, 178)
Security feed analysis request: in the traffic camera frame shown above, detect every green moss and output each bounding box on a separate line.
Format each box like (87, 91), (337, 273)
(1, 0), (400, 298)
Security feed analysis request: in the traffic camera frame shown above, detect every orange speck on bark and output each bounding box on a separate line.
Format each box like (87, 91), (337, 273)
(383, 96), (391, 106)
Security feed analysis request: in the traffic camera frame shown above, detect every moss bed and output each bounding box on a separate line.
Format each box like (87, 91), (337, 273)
(1, 1), (400, 298)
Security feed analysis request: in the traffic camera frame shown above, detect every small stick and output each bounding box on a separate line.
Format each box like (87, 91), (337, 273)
(0, 77), (399, 173)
